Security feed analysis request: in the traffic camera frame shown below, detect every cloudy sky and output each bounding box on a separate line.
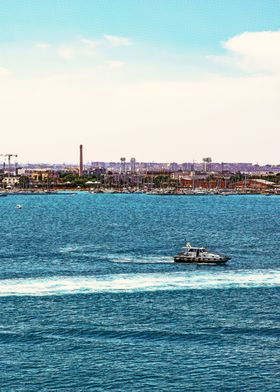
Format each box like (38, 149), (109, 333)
(1, 0), (280, 164)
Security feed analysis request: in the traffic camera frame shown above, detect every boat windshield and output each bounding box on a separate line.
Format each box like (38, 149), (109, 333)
(188, 248), (206, 252)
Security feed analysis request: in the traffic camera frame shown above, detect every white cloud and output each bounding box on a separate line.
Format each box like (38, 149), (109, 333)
(30, 36), (132, 64)
(1, 30), (280, 163)
(104, 34), (132, 47)
(57, 47), (75, 60)
(80, 38), (97, 48)
(106, 60), (125, 69)
(47, 36), (131, 61)
(79, 38), (99, 58)
(36, 43), (50, 49)
(1, 71), (280, 163)
(212, 30), (280, 74)
(0, 66), (11, 76)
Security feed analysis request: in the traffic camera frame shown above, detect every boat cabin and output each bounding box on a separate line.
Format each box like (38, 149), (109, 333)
(184, 247), (207, 257)
(188, 248), (206, 253)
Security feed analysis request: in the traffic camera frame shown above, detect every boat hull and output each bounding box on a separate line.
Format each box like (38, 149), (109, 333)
(174, 256), (230, 264)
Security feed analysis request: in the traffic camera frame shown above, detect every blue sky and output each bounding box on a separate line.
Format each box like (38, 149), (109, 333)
(1, 0), (279, 50)
(1, 1), (280, 163)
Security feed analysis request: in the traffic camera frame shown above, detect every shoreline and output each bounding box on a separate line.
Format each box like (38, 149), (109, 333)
(0, 188), (279, 196)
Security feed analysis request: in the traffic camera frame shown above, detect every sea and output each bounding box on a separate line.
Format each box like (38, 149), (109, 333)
(0, 193), (280, 391)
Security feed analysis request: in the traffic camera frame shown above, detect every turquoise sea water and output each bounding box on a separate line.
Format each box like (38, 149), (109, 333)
(0, 193), (280, 391)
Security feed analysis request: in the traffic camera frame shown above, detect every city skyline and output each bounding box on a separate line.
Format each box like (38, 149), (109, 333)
(7, 156), (280, 173)
(1, 1), (280, 163)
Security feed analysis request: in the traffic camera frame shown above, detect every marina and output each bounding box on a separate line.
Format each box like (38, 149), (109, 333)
(0, 191), (76, 196)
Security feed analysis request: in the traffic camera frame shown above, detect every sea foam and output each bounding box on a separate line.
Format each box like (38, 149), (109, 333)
(0, 270), (279, 297)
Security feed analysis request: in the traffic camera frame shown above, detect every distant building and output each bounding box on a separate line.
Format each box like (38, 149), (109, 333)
(2, 176), (20, 187)
(231, 179), (275, 190)
(17, 169), (59, 181)
(79, 145), (83, 177)
(120, 157), (126, 173)
(169, 162), (178, 172)
(130, 158), (136, 173)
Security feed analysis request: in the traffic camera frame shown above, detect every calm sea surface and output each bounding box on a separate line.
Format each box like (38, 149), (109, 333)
(0, 193), (280, 391)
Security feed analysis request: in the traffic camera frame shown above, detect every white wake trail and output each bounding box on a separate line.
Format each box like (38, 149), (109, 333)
(0, 270), (279, 297)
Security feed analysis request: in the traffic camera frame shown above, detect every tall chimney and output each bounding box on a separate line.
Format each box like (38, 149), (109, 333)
(79, 144), (83, 177)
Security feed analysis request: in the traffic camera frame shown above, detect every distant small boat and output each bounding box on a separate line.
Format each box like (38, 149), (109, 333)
(16, 204), (22, 209)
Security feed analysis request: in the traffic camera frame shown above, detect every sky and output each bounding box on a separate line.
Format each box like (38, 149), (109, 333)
(0, 0), (280, 164)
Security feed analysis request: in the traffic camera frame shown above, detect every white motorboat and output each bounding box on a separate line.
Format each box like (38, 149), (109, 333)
(174, 242), (230, 264)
